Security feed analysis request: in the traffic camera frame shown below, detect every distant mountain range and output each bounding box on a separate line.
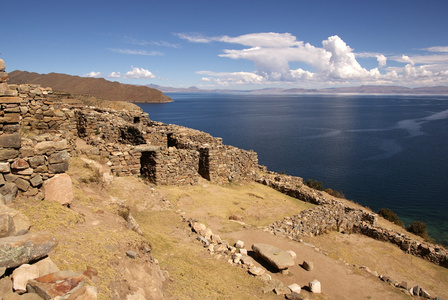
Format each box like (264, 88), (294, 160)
(8, 71), (172, 103)
(148, 84), (448, 95)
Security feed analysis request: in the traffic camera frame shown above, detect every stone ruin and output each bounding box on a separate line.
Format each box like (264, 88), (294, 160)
(1, 57), (447, 275)
(0, 59), (259, 197)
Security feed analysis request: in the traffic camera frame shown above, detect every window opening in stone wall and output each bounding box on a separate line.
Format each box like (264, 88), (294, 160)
(140, 151), (157, 183)
(167, 133), (176, 148)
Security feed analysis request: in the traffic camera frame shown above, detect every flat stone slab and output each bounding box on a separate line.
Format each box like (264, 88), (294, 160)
(0, 233), (58, 269)
(252, 243), (295, 270)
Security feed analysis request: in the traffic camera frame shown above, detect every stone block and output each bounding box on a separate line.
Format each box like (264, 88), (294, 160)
(0, 97), (21, 104)
(28, 156), (45, 168)
(48, 150), (69, 164)
(49, 161), (69, 173)
(0, 163), (10, 173)
(26, 270), (84, 300)
(252, 243), (295, 270)
(11, 159), (29, 170)
(30, 175), (43, 187)
(15, 178), (30, 192)
(302, 260), (314, 271)
(309, 279), (321, 293)
(2, 113), (20, 124)
(0, 133), (22, 149)
(0, 149), (19, 161)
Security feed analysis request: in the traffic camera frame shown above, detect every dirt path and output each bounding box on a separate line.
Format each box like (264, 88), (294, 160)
(221, 228), (409, 300)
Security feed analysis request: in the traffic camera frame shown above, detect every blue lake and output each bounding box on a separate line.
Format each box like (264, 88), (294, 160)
(137, 93), (448, 245)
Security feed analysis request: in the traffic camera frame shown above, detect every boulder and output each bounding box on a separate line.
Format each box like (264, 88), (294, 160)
(0, 59), (5, 71)
(43, 174), (73, 206)
(252, 243), (295, 270)
(0, 233), (58, 269)
(12, 264), (40, 293)
(27, 270), (84, 300)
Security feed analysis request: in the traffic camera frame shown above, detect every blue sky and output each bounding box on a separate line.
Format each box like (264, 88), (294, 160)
(2, 0), (448, 89)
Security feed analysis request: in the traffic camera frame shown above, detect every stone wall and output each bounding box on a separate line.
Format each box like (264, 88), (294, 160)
(0, 61), (72, 202)
(0, 60), (259, 187)
(258, 171), (448, 268)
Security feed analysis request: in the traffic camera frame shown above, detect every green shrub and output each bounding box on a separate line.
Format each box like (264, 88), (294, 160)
(305, 179), (324, 191)
(407, 220), (429, 239)
(377, 208), (404, 227)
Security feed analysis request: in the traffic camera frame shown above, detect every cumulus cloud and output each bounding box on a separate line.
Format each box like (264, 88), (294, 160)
(123, 67), (156, 79)
(376, 55), (387, 67)
(108, 72), (121, 78)
(178, 32), (448, 87)
(82, 71), (102, 77)
(109, 48), (163, 56)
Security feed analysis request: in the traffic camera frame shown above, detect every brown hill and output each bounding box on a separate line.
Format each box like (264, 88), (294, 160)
(8, 70), (172, 103)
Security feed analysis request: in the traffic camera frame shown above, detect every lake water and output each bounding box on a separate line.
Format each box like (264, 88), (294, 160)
(137, 93), (448, 245)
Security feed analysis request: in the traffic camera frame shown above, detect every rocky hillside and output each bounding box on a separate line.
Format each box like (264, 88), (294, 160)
(8, 70), (172, 103)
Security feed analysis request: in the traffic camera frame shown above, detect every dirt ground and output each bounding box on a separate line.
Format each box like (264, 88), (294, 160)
(14, 155), (447, 299)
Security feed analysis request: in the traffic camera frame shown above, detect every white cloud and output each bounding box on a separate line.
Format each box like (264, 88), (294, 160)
(109, 48), (163, 56)
(82, 71), (102, 77)
(108, 72), (121, 78)
(198, 71), (264, 85)
(179, 32), (448, 87)
(376, 55), (387, 67)
(423, 46), (448, 53)
(400, 55), (415, 65)
(175, 33), (212, 43)
(123, 67), (156, 79)
(151, 41), (180, 48)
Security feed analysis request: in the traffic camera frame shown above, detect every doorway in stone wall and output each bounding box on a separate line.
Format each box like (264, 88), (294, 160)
(140, 151), (157, 183)
(198, 148), (210, 181)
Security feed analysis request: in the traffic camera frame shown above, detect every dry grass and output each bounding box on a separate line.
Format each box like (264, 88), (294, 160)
(134, 210), (278, 300)
(157, 181), (315, 229)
